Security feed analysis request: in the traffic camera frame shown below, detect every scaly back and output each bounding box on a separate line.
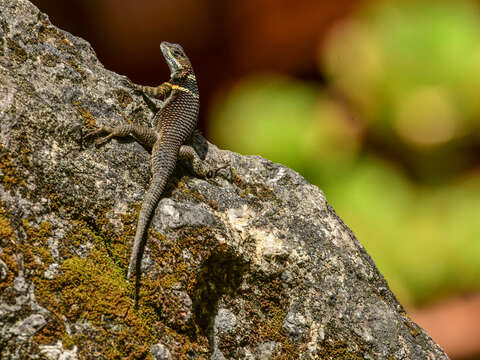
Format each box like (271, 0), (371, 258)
(154, 42), (199, 146)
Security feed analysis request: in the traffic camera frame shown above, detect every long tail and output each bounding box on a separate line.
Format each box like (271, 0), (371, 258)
(127, 148), (177, 279)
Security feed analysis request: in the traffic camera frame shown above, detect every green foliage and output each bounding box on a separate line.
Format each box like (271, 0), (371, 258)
(323, 0), (480, 147)
(210, 76), (319, 172)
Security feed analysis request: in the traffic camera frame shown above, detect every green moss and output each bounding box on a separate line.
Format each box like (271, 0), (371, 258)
(317, 339), (364, 360)
(0, 209), (14, 240)
(177, 181), (208, 204)
(50, 250), (131, 323)
(66, 60), (86, 78)
(58, 220), (95, 259)
(229, 169), (277, 203)
(139, 227), (219, 335)
(256, 278), (300, 359)
(0, 145), (25, 190)
(21, 219), (54, 270)
(15, 210), (147, 355)
(16, 220), (66, 348)
(0, 207), (17, 291)
(34, 245), (158, 357)
(40, 53), (59, 67)
(37, 23), (62, 43)
(7, 38), (28, 63)
(114, 89), (133, 109)
(71, 100), (96, 129)
(33, 316), (68, 348)
(214, 272), (301, 358)
(164, 326), (210, 359)
(260, 305), (286, 340)
(274, 339), (300, 360)
(158, 273), (178, 289)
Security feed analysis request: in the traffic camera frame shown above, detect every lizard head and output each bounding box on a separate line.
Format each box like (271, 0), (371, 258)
(160, 41), (192, 76)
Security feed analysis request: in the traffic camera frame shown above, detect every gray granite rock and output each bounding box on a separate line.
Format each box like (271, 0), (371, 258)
(0, 0), (449, 358)
(151, 343), (171, 360)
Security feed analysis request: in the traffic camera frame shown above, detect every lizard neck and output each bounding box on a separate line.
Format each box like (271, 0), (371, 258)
(170, 70), (199, 97)
(171, 67), (194, 81)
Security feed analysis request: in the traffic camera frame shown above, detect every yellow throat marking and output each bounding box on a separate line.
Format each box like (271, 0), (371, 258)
(165, 82), (199, 99)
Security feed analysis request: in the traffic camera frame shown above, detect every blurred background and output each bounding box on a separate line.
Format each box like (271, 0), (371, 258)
(31, 0), (480, 358)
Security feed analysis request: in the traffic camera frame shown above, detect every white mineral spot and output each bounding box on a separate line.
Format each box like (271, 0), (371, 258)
(269, 167), (286, 183)
(214, 308), (237, 333)
(13, 276), (28, 292)
(252, 229), (287, 261)
(40, 341), (78, 360)
(150, 343), (171, 360)
(227, 205), (249, 231)
(161, 200), (180, 222)
(44, 263), (59, 280)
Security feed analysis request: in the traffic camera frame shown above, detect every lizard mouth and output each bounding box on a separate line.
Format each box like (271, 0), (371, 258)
(160, 41), (175, 54)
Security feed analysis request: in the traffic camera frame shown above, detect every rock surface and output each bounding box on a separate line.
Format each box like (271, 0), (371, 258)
(0, 0), (449, 359)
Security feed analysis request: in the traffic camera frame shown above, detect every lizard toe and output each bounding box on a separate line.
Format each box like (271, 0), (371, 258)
(84, 127), (105, 139)
(94, 133), (114, 147)
(213, 164), (229, 178)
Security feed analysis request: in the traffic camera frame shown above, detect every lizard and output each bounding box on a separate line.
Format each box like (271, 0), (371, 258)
(86, 41), (216, 279)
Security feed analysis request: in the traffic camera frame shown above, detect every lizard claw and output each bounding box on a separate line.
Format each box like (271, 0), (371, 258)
(121, 77), (132, 87)
(93, 134), (114, 147)
(84, 127), (105, 139)
(208, 164), (229, 178)
(83, 127), (114, 146)
(132, 84), (146, 95)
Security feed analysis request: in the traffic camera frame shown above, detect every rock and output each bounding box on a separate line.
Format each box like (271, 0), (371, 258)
(0, 0), (449, 358)
(151, 343), (171, 360)
(0, 258), (8, 281)
(256, 342), (278, 359)
(39, 340), (79, 360)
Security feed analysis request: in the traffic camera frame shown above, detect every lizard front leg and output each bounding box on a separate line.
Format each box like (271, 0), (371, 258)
(132, 82), (172, 99)
(85, 123), (158, 148)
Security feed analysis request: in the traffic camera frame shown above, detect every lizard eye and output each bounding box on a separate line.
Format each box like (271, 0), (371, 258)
(172, 49), (183, 57)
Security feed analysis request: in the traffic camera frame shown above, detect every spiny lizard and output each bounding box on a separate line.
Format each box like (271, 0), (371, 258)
(87, 42), (217, 279)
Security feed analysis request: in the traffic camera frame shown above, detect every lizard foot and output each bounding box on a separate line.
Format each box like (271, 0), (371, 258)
(84, 127), (114, 146)
(207, 164), (229, 178)
(121, 77), (133, 88)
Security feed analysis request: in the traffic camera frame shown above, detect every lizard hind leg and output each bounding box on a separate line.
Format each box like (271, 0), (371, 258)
(179, 145), (213, 177)
(179, 144), (229, 178)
